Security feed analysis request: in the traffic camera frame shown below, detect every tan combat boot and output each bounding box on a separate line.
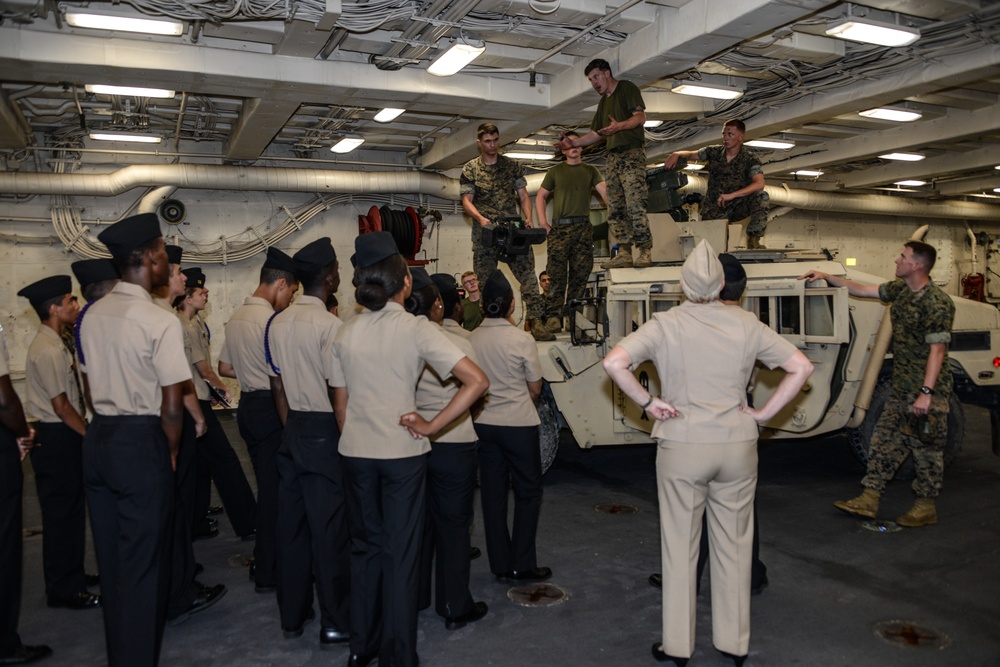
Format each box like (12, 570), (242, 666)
(833, 488), (880, 519)
(747, 236), (766, 250)
(896, 498), (937, 527)
(600, 244), (633, 269)
(634, 247), (652, 268)
(545, 317), (562, 333)
(531, 318), (555, 342)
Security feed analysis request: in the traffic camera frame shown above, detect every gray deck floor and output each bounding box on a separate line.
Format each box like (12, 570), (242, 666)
(15, 406), (1000, 666)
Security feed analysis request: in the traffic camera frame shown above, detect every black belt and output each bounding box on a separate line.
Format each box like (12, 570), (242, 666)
(241, 389), (273, 399)
(554, 216), (588, 225)
(91, 414), (159, 425)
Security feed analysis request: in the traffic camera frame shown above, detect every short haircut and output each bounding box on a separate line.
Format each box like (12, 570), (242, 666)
(82, 279), (118, 303)
(32, 294), (64, 322)
(325, 293), (339, 311)
(260, 266), (297, 286)
(112, 237), (162, 273)
(461, 270), (477, 281)
(563, 130), (579, 139)
(719, 275), (747, 302)
(724, 118), (746, 133)
(477, 123), (499, 140)
(298, 261), (337, 293)
(539, 271), (549, 280)
(905, 240), (937, 272)
(585, 58), (611, 76)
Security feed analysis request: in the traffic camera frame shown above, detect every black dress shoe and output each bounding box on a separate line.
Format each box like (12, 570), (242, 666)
(282, 607), (316, 639)
(651, 643), (688, 665)
(205, 517), (219, 530)
(319, 627), (349, 649)
(205, 505), (224, 516)
(0, 644), (52, 665)
(718, 649), (748, 666)
(347, 650), (378, 667)
(192, 520), (219, 542)
(649, 573), (662, 589)
(751, 574), (769, 595)
(469, 546), (482, 560)
(47, 591), (101, 610)
(500, 567), (552, 583)
(167, 583), (227, 625)
(445, 600), (488, 630)
(84, 573), (100, 587)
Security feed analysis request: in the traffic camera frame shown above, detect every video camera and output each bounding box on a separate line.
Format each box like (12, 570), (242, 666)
(480, 217), (547, 262)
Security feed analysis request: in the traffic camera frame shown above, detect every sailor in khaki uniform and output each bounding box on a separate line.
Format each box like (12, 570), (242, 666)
(1, 320), (53, 665)
(218, 247), (299, 594)
(409, 270), (488, 630)
(18, 276), (99, 611)
(77, 213), (190, 667)
(178, 268), (257, 541)
(265, 238), (350, 648)
(603, 240), (813, 666)
(468, 270), (551, 583)
(334, 232), (487, 667)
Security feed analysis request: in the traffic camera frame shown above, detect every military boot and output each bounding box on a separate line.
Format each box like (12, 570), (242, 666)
(634, 247), (653, 268)
(747, 236), (766, 250)
(545, 317), (562, 333)
(600, 244), (633, 269)
(832, 488), (880, 519)
(531, 318), (555, 342)
(896, 498), (937, 527)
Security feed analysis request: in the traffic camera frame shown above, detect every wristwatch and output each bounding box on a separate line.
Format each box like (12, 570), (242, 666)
(919, 386), (934, 395)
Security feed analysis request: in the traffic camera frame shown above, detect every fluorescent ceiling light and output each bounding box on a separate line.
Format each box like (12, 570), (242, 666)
(995, 165), (1000, 170)
(373, 108), (405, 123)
(683, 163), (705, 171)
(994, 188), (1000, 193)
(65, 10), (184, 36)
(671, 81), (743, 100)
(879, 152), (924, 161)
(331, 136), (364, 153)
(824, 17), (920, 47)
(505, 152), (554, 160)
(89, 132), (162, 144)
(859, 107), (922, 122)
(427, 43), (485, 77)
(895, 180), (926, 186)
(86, 84), (175, 99)
(644, 120), (663, 128)
(745, 139), (795, 150)
(792, 170), (824, 177)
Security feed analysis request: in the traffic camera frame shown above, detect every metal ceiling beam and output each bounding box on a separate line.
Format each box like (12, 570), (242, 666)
(0, 91), (29, 150)
(935, 172), (1000, 197)
(226, 98), (303, 161)
(836, 146), (1000, 189)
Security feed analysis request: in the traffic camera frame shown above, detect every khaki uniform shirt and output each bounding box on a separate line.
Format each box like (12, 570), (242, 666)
(152, 295), (174, 314)
(443, 319), (471, 340)
(267, 295), (341, 413)
(332, 303), (465, 459)
(78, 281), (191, 416)
(180, 315), (211, 401)
(469, 318), (542, 427)
(618, 301), (796, 443)
(25, 325), (81, 423)
(415, 324), (479, 443)
(218, 296), (273, 393)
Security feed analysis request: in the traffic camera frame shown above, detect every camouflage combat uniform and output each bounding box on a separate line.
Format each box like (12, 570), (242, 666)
(540, 161), (603, 320)
(697, 145), (770, 238)
(862, 279), (955, 498)
(460, 154), (541, 320)
(593, 80), (650, 250)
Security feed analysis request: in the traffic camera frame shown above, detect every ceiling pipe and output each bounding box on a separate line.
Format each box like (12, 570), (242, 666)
(2, 165), (999, 221)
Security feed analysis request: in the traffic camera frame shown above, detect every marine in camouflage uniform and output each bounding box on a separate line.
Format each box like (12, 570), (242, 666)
(460, 128), (542, 324)
(698, 145), (770, 238)
(863, 278), (954, 499)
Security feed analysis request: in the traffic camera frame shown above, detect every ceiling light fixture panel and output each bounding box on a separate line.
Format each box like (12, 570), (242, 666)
(879, 152), (925, 161)
(745, 139), (795, 150)
(895, 180), (926, 186)
(859, 107), (922, 122)
(505, 152), (554, 160)
(86, 84), (176, 99)
(331, 136), (364, 153)
(89, 132), (162, 143)
(671, 81), (743, 100)
(824, 17), (920, 47)
(792, 170), (824, 177)
(374, 108), (405, 123)
(65, 10), (185, 36)
(427, 43), (485, 77)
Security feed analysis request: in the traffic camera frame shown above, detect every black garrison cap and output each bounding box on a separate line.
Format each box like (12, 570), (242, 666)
(181, 268), (206, 288)
(72, 259), (119, 288)
(351, 231), (398, 269)
(18, 275), (72, 307)
(293, 238), (337, 274)
(96, 213), (162, 257)
(410, 267), (433, 290)
(431, 273), (461, 313)
(481, 270), (512, 308)
(263, 247), (297, 274)
(165, 244), (183, 265)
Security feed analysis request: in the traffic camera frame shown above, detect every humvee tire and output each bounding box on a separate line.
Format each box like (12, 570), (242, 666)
(538, 383), (560, 475)
(846, 380), (965, 480)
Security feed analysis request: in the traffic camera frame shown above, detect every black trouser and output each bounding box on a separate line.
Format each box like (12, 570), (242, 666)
(84, 415), (173, 667)
(0, 427), (24, 657)
(30, 421), (87, 600)
(276, 411), (349, 633)
(237, 390), (282, 588)
(475, 424), (543, 576)
(195, 401), (256, 537)
(343, 454), (426, 667)
(418, 441), (477, 619)
(167, 411), (198, 618)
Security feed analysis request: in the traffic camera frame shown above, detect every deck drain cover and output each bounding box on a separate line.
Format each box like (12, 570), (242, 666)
(507, 583), (568, 608)
(861, 520), (902, 533)
(874, 620), (950, 649)
(228, 553), (253, 569)
(594, 504), (638, 515)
